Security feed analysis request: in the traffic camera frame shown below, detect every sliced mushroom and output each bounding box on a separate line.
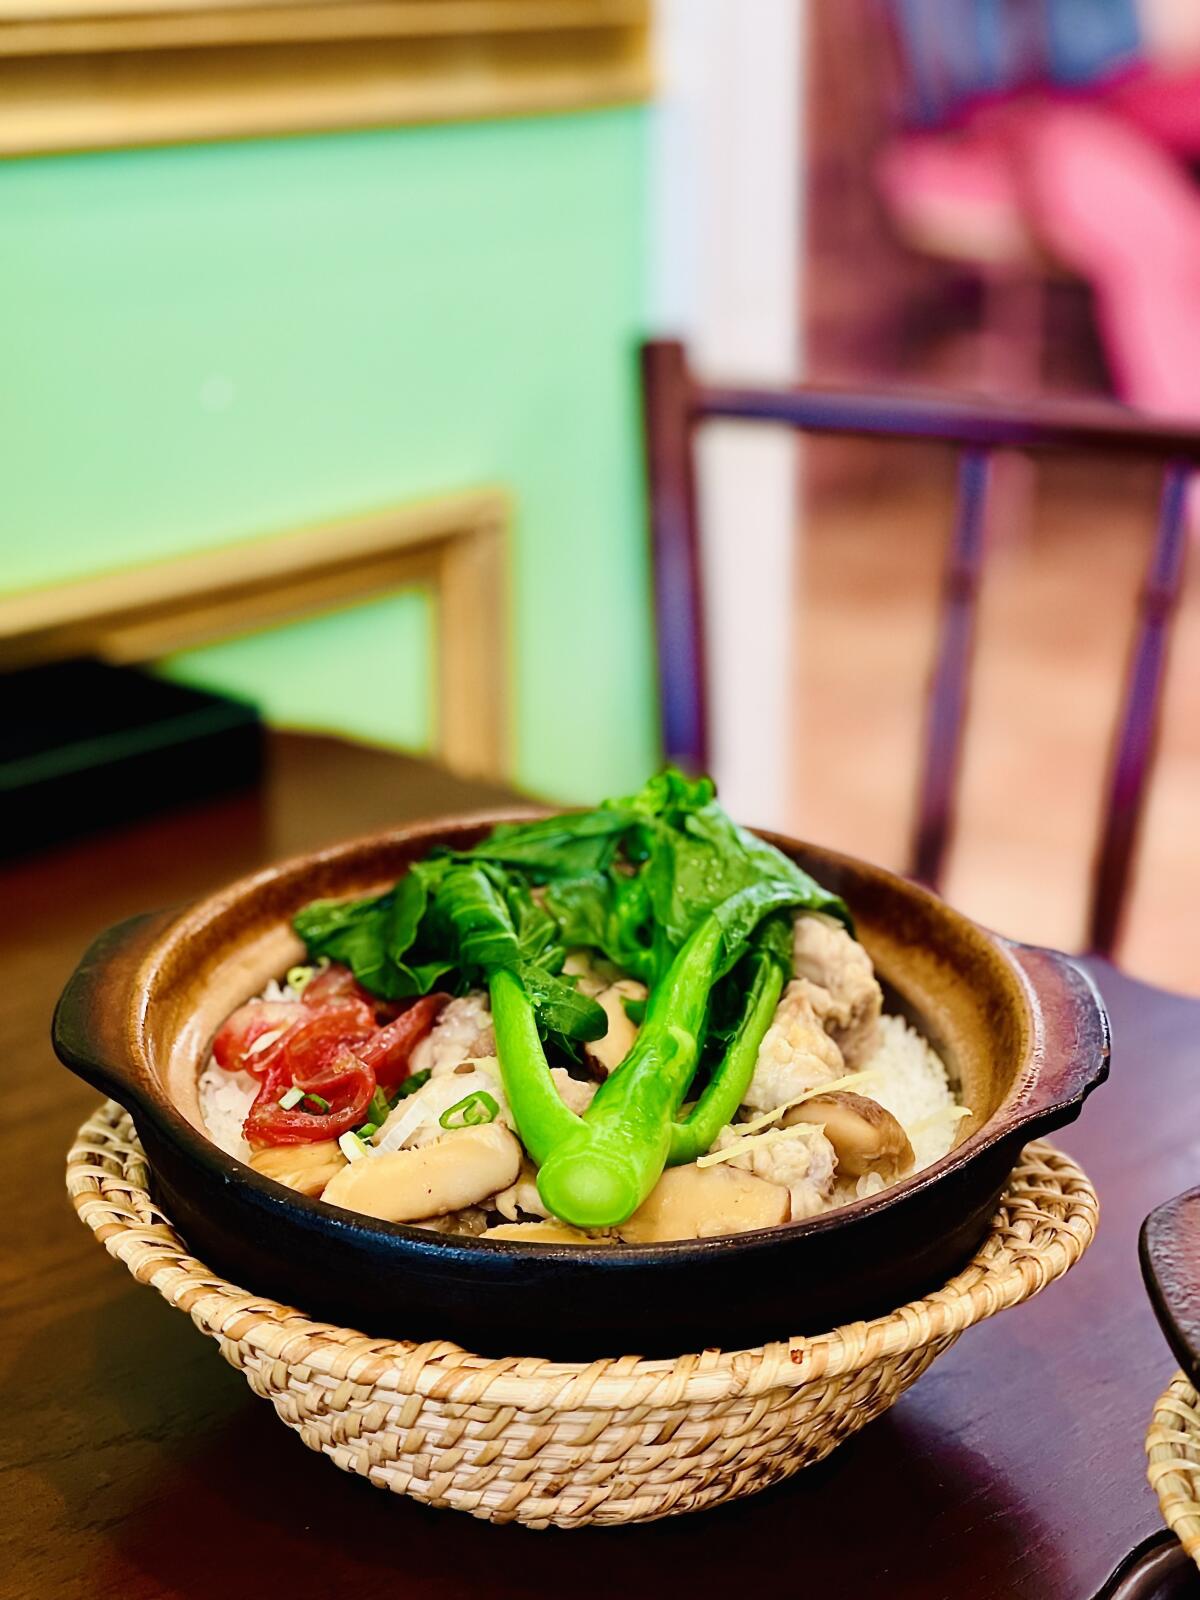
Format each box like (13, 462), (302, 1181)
(250, 1139), (347, 1197)
(584, 980), (647, 1077)
(482, 1220), (616, 1246)
(320, 1123), (521, 1223)
(782, 1091), (914, 1180)
(618, 1162), (789, 1243)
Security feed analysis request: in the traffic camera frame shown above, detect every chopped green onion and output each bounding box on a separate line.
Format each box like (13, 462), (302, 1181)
(286, 956), (329, 996)
(439, 1089), (500, 1130)
(392, 1069), (431, 1103)
(338, 1130), (367, 1163)
(278, 1086), (304, 1110)
(351, 1088), (391, 1142)
(303, 1092), (330, 1113)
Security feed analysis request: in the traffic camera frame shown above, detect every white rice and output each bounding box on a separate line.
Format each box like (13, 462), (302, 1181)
(198, 1064), (258, 1162)
(198, 982), (965, 1206)
(198, 973), (303, 1162)
(856, 1013), (962, 1172)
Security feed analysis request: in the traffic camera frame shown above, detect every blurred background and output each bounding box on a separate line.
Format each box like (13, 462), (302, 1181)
(3, 0), (1199, 992)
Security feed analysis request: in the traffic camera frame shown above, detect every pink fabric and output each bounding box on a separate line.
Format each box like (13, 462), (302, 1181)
(880, 73), (1200, 420)
(876, 128), (1034, 261)
(878, 129), (1022, 218)
(1109, 64), (1200, 157)
(1006, 99), (1200, 416)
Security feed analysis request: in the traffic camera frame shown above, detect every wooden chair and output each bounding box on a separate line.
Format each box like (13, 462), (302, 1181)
(640, 337), (1200, 958)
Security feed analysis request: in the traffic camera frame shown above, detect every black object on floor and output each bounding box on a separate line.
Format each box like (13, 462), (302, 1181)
(1, 659), (263, 857)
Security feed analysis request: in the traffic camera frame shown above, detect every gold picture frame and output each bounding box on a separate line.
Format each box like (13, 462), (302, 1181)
(0, 0), (652, 156)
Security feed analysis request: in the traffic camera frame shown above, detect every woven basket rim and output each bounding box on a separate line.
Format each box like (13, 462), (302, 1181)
(1147, 1372), (1200, 1566)
(68, 1100), (1098, 1413)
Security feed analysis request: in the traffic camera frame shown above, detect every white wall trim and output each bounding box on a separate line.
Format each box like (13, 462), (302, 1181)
(649, 0), (804, 828)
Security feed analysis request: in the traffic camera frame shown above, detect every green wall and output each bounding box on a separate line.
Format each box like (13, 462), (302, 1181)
(0, 109), (656, 800)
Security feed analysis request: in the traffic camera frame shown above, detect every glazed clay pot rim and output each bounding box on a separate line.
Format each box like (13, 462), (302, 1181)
(114, 810), (1102, 1264)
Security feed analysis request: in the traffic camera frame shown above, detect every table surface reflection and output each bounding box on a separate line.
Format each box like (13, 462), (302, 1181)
(4, 733), (1198, 1600)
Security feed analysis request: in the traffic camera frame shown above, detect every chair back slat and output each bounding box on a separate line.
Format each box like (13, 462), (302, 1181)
(641, 340), (1200, 960)
(695, 379), (1200, 459)
(641, 340), (709, 771)
(911, 448), (992, 889)
(1088, 464), (1192, 954)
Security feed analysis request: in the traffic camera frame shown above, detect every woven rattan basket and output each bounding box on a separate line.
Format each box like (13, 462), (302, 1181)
(68, 1101), (1098, 1528)
(1147, 1375), (1200, 1566)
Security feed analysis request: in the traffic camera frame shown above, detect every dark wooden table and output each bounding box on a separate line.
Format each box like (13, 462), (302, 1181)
(5, 733), (1200, 1600)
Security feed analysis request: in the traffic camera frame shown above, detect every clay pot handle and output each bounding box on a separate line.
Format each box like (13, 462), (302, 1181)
(1003, 943), (1110, 1128)
(1142, 1191), (1200, 1388)
(52, 909), (178, 1109)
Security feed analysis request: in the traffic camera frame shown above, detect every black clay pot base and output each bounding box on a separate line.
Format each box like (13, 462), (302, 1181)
(54, 816), (1109, 1362)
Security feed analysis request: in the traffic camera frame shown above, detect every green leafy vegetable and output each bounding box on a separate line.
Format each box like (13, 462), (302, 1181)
(530, 770), (848, 989)
(291, 893), (400, 996)
(290, 766), (851, 1227)
(668, 943), (785, 1164)
(293, 859), (455, 1001)
(464, 811), (629, 877)
(494, 883), (801, 1227)
(428, 861), (607, 1047)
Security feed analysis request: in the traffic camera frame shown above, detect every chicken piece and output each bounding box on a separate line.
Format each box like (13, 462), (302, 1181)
(409, 992), (494, 1078)
(583, 979), (646, 1077)
(493, 1157), (552, 1221)
(741, 983), (844, 1112)
(791, 913), (883, 1065)
(711, 1122), (837, 1222)
(563, 953), (645, 1075)
(562, 949), (620, 996)
(782, 1091), (913, 1181)
(550, 1067), (598, 1116)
